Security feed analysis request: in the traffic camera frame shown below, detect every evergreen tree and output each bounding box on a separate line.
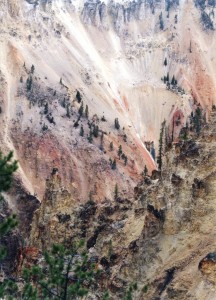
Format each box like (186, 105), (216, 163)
(26, 76), (33, 91)
(114, 183), (118, 199)
(142, 165), (148, 177)
(78, 102), (84, 117)
(80, 125), (84, 137)
(0, 151), (18, 298)
(44, 103), (49, 115)
(87, 131), (93, 143)
(99, 132), (104, 151)
(124, 155), (128, 166)
(194, 107), (202, 134)
(157, 120), (166, 171)
(66, 104), (71, 118)
(85, 105), (89, 118)
(114, 118), (120, 130)
(159, 12), (164, 30)
(93, 125), (99, 138)
(166, 72), (169, 82)
(111, 159), (116, 170)
(109, 142), (114, 151)
(31, 65), (35, 74)
(76, 91), (82, 103)
(171, 75), (175, 85)
(164, 58), (167, 66)
(118, 145), (123, 159)
(21, 242), (98, 300)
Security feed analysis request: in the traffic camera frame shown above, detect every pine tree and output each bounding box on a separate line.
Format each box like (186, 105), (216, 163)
(114, 183), (118, 199)
(76, 91), (82, 103)
(111, 159), (116, 170)
(78, 102), (84, 117)
(164, 58), (167, 66)
(118, 145), (123, 159)
(85, 105), (89, 118)
(31, 64), (35, 74)
(159, 12), (164, 30)
(166, 72), (169, 82)
(26, 76), (33, 91)
(66, 104), (71, 118)
(80, 125), (84, 137)
(99, 132), (104, 151)
(44, 103), (49, 115)
(21, 242), (98, 300)
(157, 120), (166, 171)
(87, 131), (93, 143)
(171, 75), (175, 85)
(114, 118), (120, 130)
(109, 142), (114, 151)
(93, 125), (99, 138)
(142, 165), (148, 177)
(0, 151), (18, 275)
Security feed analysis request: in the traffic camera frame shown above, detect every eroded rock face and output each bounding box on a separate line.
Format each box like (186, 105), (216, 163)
(27, 111), (216, 299)
(199, 252), (216, 284)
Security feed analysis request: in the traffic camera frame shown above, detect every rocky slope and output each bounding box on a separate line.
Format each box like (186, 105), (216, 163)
(1, 0), (216, 298)
(22, 109), (215, 299)
(1, 0), (216, 206)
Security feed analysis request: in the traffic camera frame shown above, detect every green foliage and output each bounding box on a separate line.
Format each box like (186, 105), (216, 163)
(93, 125), (99, 138)
(159, 12), (164, 30)
(78, 102), (84, 117)
(31, 65), (35, 74)
(0, 151), (18, 259)
(85, 105), (89, 118)
(44, 103), (49, 115)
(99, 132), (104, 151)
(80, 125), (84, 137)
(76, 91), (82, 103)
(87, 131), (93, 143)
(171, 75), (177, 85)
(123, 283), (137, 300)
(109, 142), (114, 151)
(110, 159), (116, 170)
(114, 118), (120, 130)
(142, 165), (148, 177)
(142, 284), (148, 293)
(114, 183), (118, 200)
(26, 76), (33, 91)
(194, 107), (202, 134)
(66, 104), (71, 118)
(0, 152), (18, 196)
(118, 145), (123, 160)
(122, 153), (128, 166)
(42, 123), (48, 131)
(21, 242), (98, 300)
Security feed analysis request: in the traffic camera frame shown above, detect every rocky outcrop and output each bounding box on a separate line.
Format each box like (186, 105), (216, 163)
(26, 110), (216, 299)
(199, 252), (216, 284)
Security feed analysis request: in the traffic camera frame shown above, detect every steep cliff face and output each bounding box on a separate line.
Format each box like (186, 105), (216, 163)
(1, 0), (216, 298)
(1, 0), (216, 207)
(28, 110), (216, 299)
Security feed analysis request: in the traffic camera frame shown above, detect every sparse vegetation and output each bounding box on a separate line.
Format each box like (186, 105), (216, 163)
(159, 12), (164, 30)
(114, 118), (120, 130)
(157, 120), (166, 171)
